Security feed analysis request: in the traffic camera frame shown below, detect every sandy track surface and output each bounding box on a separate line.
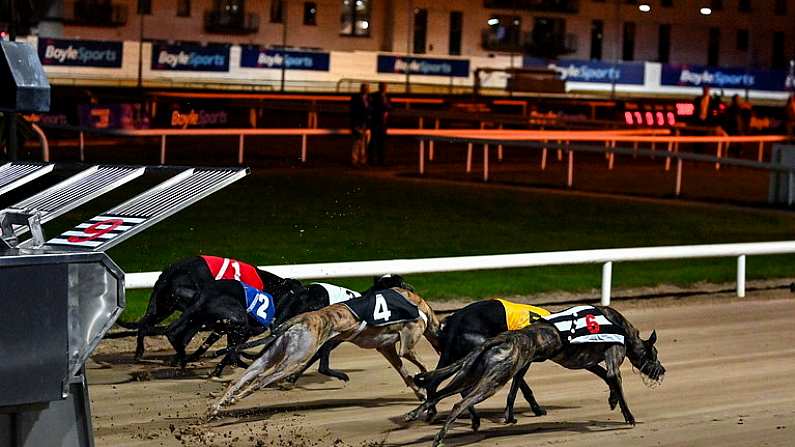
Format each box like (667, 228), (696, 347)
(89, 293), (795, 447)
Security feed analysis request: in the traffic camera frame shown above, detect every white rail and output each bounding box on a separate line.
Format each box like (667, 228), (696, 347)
(124, 240), (795, 305)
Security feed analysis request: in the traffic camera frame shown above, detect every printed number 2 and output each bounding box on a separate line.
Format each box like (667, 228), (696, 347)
(247, 293), (270, 321)
(585, 314), (601, 334)
(373, 294), (392, 322)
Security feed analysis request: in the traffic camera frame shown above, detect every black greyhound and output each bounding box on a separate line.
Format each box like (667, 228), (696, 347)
(407, 305), (664, 442)
(172, 274), (413, 378)
(121, 255), (291, 361)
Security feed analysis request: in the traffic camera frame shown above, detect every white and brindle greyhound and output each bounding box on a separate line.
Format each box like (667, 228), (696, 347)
(209, 287), (442, 417)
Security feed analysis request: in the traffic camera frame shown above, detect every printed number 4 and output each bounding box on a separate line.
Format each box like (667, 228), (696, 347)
(373, 294), (392, 321)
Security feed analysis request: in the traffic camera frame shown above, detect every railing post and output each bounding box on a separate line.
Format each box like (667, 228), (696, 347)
(608, 140), (615, 170)
(419, 139), (425, 175)
(466, 143), (473, 173)
(541, 146), (548, 170)
(79, 131), (85, 162)
(601, 261), (613, 306)
(160, 135), (167, 165)
(675, 158), (683, 197)
(736, 255), (746, 298)
(301, 134), (308, 163)
(238, 134), (245, 164)
(498, 124), (504, 161)
(429, 119), (439, 161)
(715, 142), (722, 170)
(483, 144), (489, 182)
(567, 149), (574, 188)
(788, 171), (793, 206)
(757, 141), (764, 162)
(665, 140), (673, 171)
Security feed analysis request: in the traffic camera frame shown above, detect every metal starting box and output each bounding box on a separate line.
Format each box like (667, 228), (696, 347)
(0, 163), (248, 446)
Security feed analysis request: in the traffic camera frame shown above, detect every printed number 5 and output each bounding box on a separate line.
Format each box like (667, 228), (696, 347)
(373, 294), (392, 321)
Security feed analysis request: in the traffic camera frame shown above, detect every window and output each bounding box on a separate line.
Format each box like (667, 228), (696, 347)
(736, 29), (748, 51)
(137, 0), (151, 15)
(772, 31), (786, 68)
(340, 0), (371, 36)
(270, 0), (283, 23)
(622, 22), (635, 61)
(775, 0), (787, 15)
(661, 0), (673, 6)
(177, 0), (191, 17)
(707, 27), (720, 66)
(590, 20), (603, 60)
(738, 0), (750, 12)
(449, 11), (463, 56)
(484, 15), (522, 51)
(710, 0), (722, 10)
(658, 24), (671, 63)
(303, 2), (317, 25)
(413, 8), (428, 53)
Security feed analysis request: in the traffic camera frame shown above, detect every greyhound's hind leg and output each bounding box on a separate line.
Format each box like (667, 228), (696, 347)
(605, 344), (635, 426)
(433, 385), (500, 447)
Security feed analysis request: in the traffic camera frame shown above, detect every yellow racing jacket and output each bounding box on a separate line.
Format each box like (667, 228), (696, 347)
(495, 299), (551, 331)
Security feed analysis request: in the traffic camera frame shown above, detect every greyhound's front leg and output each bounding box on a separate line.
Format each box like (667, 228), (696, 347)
(605, 345), (635, 426)
(378, 344), (425, 400)
(586, 364), (619, 410)
(186, 331), (222, 362)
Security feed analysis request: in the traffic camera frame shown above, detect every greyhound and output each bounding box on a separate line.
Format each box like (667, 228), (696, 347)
(120, 255), (292, 361)
(171, 274), (414, 378)
(405, 306), (665, 446)
(209, 287), (442, 417)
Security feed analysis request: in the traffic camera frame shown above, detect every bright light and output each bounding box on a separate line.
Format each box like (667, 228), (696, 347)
(656, 111), (665, 126)
(624, 111), (634, 125)
(638, 3), (651, 13)
(667, 112), (677, 126)
(676, 102), (695, 116)
(360, 21), (369, 30)
(700, 7), (712, 15)
(487, 18), (500, 26)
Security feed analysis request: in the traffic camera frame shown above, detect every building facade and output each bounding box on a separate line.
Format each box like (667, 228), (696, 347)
(34, 0), (795, 69)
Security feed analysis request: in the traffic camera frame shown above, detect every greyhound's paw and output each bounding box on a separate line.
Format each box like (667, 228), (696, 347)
(504, 417), (518, 425)
(403, 409), (421, 423)
(532, 405), (547, 416)
(208, 375), (232, 384)
(471, 418), (481, 432)
(624, 415), (636, 426)
(609, 393), (619, 411)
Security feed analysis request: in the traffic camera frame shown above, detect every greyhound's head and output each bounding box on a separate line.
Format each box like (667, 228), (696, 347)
(372, 274), (414, 292)
(629, 330), (665, 386)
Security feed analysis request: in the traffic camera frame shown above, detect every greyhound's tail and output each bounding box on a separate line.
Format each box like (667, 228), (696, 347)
(414, 335), (504, 389)
(414, 357), (466, 389)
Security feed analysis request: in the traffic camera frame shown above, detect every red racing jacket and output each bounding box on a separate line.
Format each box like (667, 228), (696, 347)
(200, 255), (264, 290)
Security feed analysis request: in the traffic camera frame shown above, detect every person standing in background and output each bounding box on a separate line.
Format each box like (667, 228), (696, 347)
(693, 85), (718, 125)
(350, 83), (370, 166)
(368, 82), (391, 166)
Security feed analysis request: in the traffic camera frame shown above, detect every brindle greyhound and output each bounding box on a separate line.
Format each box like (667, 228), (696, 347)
(423, 302), (663, 425)
(209, 288), (442, 417)
(404, 306), (665, 447)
